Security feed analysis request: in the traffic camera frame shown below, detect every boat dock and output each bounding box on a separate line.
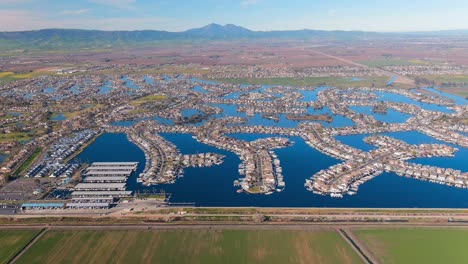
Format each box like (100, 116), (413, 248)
(69, 162), (138, 209)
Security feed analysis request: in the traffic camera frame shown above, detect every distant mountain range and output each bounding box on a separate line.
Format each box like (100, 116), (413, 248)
(0, 23), (467, 50)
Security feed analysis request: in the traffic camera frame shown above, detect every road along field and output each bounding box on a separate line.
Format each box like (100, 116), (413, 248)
(0, 230), (40, 264)
(353, 227), (468, 264)
(15, 229), (362, 264)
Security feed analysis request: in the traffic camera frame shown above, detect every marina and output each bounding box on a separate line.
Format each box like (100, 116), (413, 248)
(68, 130), (468, 208)
(1, 72), (467, 208)
(62, 162), (138, 210)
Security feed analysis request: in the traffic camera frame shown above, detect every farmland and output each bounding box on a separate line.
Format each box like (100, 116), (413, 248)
(415, 75), (468, 97)
(16, 229), (361, 264)
(130, 94), (168, 106)
(14, 147), (42, 175)
(0, 132), (32, 143)
(216, 76), (390, 88)
(353, 228), (468, 264)
(0, 230), (40, 264)
(0, 225), (467, 263)
(0, 71), (46, 83)
(359, 59), (428, 67)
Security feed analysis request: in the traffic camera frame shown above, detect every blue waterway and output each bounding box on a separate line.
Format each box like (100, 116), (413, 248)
(98, 81), (113, 95)
(77, 133), (468, 207)
(69, 85), (81, 94)
(182, 109), (203, 118)
(335, 134), (377, 152)
(424, 87), (467, 105)
(75, 81), (468, 207)
(0, 153), (8, 165)
(386, 76), (398, 86)
(43, 87), (55, 94)
(336, 130), (468, 173)
(144, 76), (154, 85)
(375, 91), (453, 113)
(193, 86), (210, 94)
(383, 131), (468, 172)
(299, 86), (329, 102)
(210, 103), (354, 128)
(350, 106), (412, 123)
(122, 76), (139, 90)
(306, 107), (355, 127)
(211, 103), (246, 118)
(350, 77), (367, 81)
(51, 113), (67, 121)
(190, 78), (219, 85)
(73, 133), (147, 192)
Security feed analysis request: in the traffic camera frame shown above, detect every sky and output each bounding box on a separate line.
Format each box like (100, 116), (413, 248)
(1, 0), (468, 32)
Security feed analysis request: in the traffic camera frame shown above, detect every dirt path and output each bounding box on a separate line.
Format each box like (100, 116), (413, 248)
(339, 228), (380, 264)
(9, 228), (47, 264)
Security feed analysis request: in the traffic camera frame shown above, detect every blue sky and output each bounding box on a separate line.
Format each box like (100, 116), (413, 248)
(1, 0), (468, 32)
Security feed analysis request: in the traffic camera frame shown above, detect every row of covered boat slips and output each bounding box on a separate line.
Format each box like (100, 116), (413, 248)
(73, 183), (126, 191)
(84, 171), (133, 177)
(88, 162), (138, 169)
(71, 191), (132, 198)
(84, 162), (137, 179)
(69, 162), (138, 209)
(82, 176), (127, 183)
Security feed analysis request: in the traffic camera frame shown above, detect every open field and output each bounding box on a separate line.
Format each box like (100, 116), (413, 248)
(416, 75), (468, 97)
(0, 71), (51, 83)
(359, 59), (428, 67)
(130, 94), (168, 106)
(0, 230), (40, 264)
(419, 74), (468, 84)
(3, 225), (468, 264)
(14, 147), (42, 176)
(64, 104), (105, 119)
(216, 76), (390, 88)
(0, 72), (14, 78)
(439, 86), (468, 98)
(0, 132), (31, 143)
(16, 229), (361, 264)
(353, 228), (468, 264)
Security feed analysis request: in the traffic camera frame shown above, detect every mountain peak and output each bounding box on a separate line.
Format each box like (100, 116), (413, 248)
(183, 23), (253, 38)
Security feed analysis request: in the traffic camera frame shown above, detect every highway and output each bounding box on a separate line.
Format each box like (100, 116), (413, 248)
(308, 48), (416, 85)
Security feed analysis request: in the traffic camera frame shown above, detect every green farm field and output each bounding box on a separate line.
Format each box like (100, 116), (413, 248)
(216, 76), (390, 88)
(416, 74), (468, 97)
(16, 229), (362, 264)
(353, 228), (468, 264)
(359, 59), (429, 67)
(0, 230), (40, 264)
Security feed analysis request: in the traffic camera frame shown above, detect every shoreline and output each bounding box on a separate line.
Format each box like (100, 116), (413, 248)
(64, 130), (103, 164)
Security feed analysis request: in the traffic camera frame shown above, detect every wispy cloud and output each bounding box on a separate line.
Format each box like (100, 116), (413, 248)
(61, 9), (91, 15)
(0, 9), (171, 31)
(87, 0), (137, 9)
(0, 0), (34, 4)
(241, 0), (262, 7)
(0, 10), (34, 31)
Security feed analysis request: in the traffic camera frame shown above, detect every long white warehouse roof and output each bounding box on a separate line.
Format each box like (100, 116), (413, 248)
(74, 183), (126, 190)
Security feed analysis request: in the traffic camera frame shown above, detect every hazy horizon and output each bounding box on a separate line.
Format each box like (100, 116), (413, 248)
(2, 0), (468, 32)
(3, 22), (468, 34)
